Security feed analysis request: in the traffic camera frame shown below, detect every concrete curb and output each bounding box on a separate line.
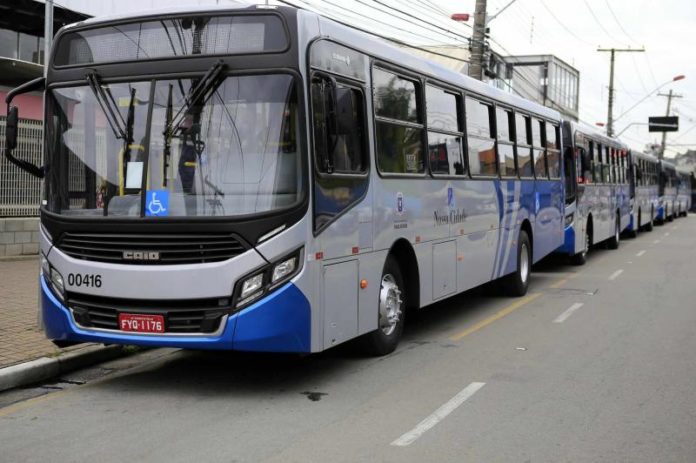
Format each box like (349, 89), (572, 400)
(0, 345), (126, 392)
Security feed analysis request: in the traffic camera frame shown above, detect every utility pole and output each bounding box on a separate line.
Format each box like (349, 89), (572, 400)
(597, 47), (645, 137)
(469, 0), (487, 81)
(44, 0), (53, 73)
(658, 89), (683, 159)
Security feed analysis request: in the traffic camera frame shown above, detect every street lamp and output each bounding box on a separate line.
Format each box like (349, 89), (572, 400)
(613, 74), (685, 124)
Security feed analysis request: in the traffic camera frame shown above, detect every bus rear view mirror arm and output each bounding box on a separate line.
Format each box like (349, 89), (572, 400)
(4, 76), (46, 179)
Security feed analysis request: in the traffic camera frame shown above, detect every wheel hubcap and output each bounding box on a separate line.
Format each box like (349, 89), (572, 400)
(379, 274), (402, 336)
(583, 231), (590, 256)
(520, 244), (529, 284)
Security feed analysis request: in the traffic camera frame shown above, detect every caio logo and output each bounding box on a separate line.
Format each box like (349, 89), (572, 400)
(123, 251), (160, 261)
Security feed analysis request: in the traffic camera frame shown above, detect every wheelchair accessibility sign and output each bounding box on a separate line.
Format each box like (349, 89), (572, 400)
(146, 190), (169, 217)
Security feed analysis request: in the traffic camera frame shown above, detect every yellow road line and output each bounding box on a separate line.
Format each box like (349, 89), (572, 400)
(549, 278), (568, 289)
(0, 388), (71, 418)
(450, 292), (543, 341)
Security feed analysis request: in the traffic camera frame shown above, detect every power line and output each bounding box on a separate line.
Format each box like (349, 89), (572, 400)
(582, 0), (625, 46)
(370, 0), (473, 42)
(537, 0), (595, 46)
(276, 0), (471, 63)
(603, 0), (639, 44)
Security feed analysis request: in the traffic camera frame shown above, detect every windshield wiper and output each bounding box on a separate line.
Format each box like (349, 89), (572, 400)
(86, 71), (127, 140)
(167, 60), (227, 135)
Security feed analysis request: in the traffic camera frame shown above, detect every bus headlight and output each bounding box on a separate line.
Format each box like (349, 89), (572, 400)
(41, 254), (50, 277)
(239, 273), (264, 303)
(272, 256), (297, 284)
(41, 254), (65, 300)
(234, 247), (303, 309)
(50, 268), (65, 296)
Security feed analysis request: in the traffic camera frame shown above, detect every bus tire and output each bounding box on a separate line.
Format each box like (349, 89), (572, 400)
(502, 230), (531, 297)
(359, 255), (405, 356)
(607, 214), (620, 250)
(644, 213), (653, 231)
(570, 227), (589, 266)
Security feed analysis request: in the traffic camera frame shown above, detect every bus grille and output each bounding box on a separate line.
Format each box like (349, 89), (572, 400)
(68, 292), (230, 334)
(56, 232), (248, 264)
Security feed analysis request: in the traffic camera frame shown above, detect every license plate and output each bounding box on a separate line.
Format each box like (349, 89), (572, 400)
(118, 313), (165, 333)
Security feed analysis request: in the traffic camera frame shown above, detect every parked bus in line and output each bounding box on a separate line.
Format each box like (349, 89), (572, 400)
(626, 151), (659, 235)
(657, 159), (678, 223)
(675, 167), (692, 216)
(4, 5), (565, 355)
(557, 121), (630, 265)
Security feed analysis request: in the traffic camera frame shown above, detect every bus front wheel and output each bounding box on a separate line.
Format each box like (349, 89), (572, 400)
(570, 227), (590, 266)
(501, 230), (531, 297)
(360, 255), (405, 356)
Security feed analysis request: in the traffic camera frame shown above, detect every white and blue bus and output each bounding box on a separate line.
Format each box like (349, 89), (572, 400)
(675, 167), (692, 217)
(4, 5), (564, 355)
(557, 121), (630, 265)
(657, 159), (679, 223)
(626, 151), (659, 234)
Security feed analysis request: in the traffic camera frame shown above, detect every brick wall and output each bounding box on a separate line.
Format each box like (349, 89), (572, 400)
(0, 218), (40, 258)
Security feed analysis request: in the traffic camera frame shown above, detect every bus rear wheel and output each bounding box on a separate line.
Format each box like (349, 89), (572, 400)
(607, 215), (620, 250)
(501, 230), (531, 296)
(359, 255), (405, 356)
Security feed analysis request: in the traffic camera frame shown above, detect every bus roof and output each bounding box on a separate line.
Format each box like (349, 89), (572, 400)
(57, 4), (561, 122)
(310, 10), (561, 122)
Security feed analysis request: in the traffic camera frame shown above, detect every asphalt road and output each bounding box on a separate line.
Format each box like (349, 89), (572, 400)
(2, 217), (695, 463)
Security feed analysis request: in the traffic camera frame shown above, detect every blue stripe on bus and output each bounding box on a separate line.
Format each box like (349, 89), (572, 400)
(41, 278), (311, 353)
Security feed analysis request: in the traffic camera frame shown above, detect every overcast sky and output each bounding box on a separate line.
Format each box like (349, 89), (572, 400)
(56, 0), (695, 156)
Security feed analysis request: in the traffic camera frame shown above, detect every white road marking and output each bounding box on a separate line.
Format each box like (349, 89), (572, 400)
(553, 302), (585, 323)
(636, 250), (646, 257)
(609, 269), (624, 281)
(664, 232), (670, 237)
(653, 240), (661, 244)
(390, 382), (486, 447)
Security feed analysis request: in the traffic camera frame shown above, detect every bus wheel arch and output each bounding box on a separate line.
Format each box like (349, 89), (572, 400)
(519, 219), (533, 258)
(358, 239), (418, 356)
(586, 215), (594, 247)
(388, 239), (420, 313)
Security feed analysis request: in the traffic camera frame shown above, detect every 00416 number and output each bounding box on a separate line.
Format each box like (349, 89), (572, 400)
(67, 273), (102, 288)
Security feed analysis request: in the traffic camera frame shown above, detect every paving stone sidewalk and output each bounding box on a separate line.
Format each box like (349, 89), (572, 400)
(0, 257), (85, 369)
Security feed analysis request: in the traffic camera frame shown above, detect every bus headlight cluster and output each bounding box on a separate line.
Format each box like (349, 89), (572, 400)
(41, 254), (65, 299)
(234, 248), (303, 309)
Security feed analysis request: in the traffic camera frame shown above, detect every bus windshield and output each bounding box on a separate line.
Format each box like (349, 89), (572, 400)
(45, 74), (302, 218)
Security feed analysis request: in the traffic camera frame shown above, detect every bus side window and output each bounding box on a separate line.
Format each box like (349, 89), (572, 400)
(515, 113), (533, 178)
(546, 122), (561, 178)
(586, 140), (594, 183)
(374, 67), (425, 174)
(311, 75), (367, 175)
(532, 119), (547, 179)
(426, 85), (465, 176)
(465, 96), (497, 176)
(496, 107), (516, 177)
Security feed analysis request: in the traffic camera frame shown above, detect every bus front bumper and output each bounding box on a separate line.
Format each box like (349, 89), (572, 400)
(41, 277), (311, 353)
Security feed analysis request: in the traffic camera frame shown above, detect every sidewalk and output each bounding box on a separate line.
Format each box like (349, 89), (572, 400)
(0, 257), (130, 391)
(1, 258), (71, 368)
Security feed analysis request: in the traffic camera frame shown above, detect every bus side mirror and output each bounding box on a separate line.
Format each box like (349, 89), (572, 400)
(4, 76), (46, 179)
(5, 106), (18, 150)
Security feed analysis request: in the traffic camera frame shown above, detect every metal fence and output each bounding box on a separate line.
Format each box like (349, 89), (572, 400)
(0, 117), (43, 217)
